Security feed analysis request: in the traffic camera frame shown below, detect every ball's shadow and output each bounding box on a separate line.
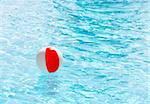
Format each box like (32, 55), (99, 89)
(34, 72), (59, 96)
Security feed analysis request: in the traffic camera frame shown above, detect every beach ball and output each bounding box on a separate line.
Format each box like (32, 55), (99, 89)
(36, 47), (62, 73)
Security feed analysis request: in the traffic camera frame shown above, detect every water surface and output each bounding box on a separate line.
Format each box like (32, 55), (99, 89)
(0, 0), (149, 104)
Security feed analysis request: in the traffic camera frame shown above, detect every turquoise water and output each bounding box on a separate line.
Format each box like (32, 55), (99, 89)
(0, 0), (150, 104)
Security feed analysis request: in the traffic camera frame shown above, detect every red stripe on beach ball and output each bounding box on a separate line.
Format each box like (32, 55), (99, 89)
(45, 48), (60, 73)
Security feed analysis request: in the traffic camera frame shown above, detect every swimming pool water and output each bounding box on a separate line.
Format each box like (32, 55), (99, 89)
(0, 0), (149, 104)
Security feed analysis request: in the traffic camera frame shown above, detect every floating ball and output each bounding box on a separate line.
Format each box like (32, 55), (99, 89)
(36, 47), (62, 73)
